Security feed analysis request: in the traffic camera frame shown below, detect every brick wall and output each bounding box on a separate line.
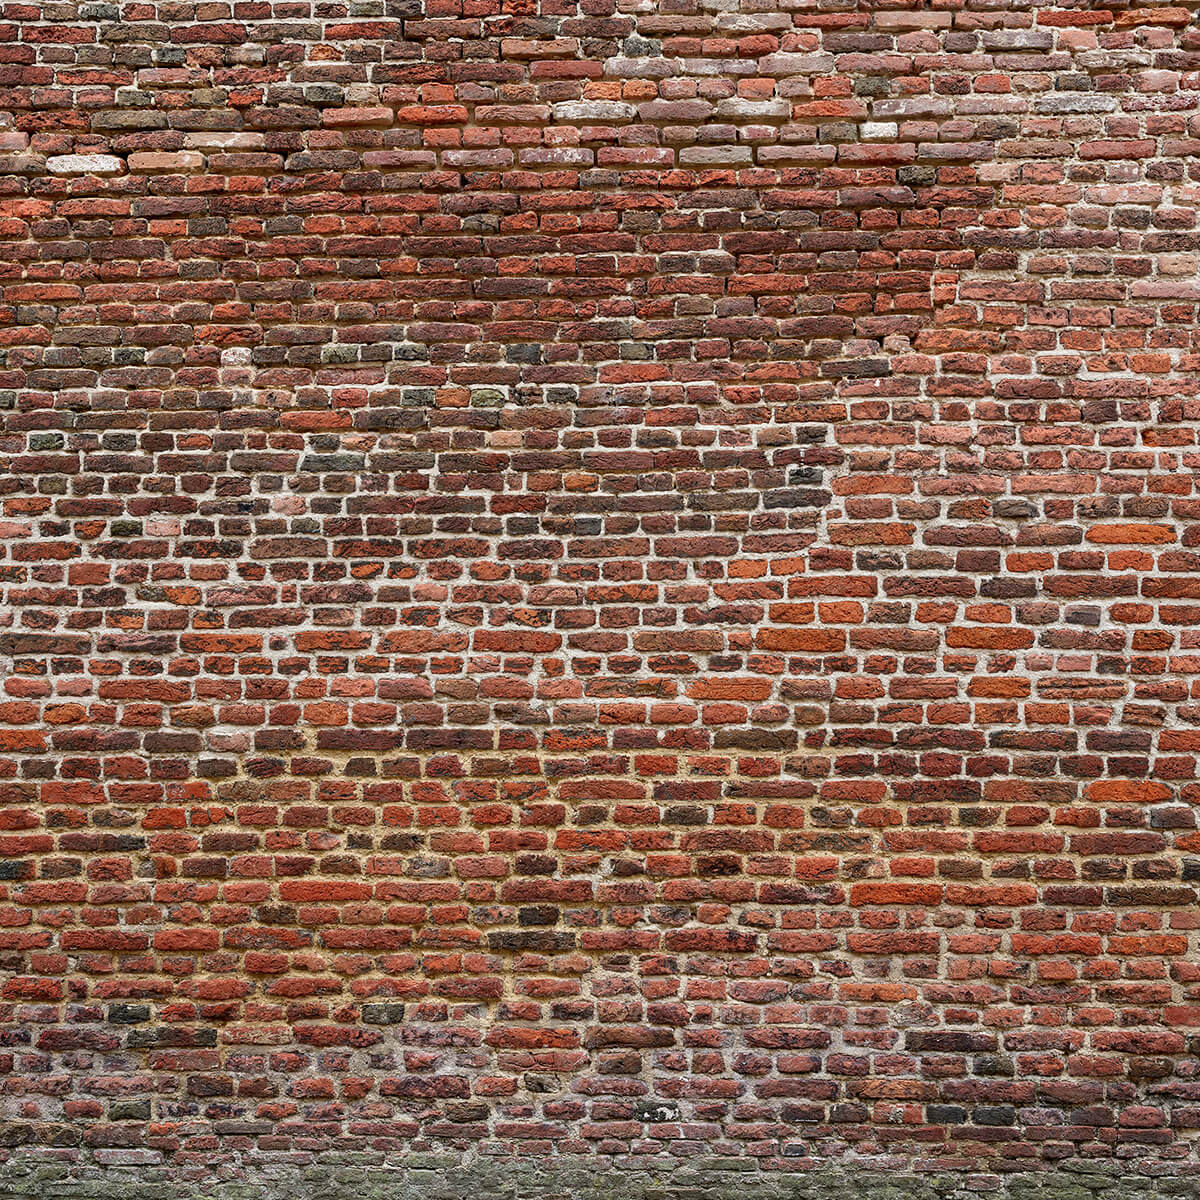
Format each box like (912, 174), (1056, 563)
(2, 0), (1200, 1192)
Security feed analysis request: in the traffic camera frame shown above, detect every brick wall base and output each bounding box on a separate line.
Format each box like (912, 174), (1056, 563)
(2, 1154), (1200, 1200)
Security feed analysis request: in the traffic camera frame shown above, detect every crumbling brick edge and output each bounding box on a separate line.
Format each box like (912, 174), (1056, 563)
(2, 1155), (1200, 1200)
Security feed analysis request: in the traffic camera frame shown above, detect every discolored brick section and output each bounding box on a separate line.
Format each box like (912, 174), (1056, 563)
(2, 0), (1200, 1191)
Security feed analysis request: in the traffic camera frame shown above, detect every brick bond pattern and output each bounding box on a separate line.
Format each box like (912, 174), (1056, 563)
(1, 0), (1200, 1193)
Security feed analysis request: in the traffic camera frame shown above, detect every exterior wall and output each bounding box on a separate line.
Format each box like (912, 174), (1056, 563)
(2, 0), (1200, 1191)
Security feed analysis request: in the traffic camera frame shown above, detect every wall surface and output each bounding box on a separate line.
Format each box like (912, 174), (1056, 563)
(2, 0), (1200, 1193)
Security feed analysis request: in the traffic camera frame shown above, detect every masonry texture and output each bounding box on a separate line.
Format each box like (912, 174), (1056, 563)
(2, 0), (1200, 1195)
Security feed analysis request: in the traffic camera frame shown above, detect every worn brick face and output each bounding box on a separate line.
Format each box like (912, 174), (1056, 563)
(1, 0), (1200, 1190)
